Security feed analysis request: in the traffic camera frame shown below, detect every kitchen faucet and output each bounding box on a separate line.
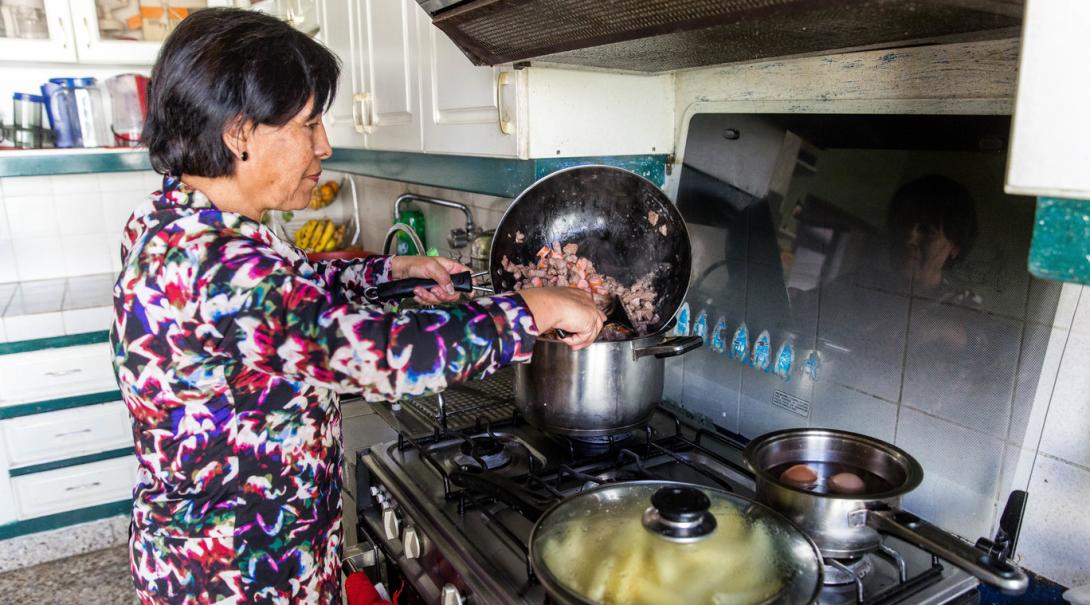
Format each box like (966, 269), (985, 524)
(392, 193), (477, 253)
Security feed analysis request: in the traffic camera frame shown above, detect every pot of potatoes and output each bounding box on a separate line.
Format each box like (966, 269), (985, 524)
(527, 481), (823, 605)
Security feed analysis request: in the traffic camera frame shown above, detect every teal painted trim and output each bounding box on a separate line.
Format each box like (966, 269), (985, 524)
(0, 331), (110, 356)
(0, 500), (130, 541)
(0, 390), (122, 420)
(1028, 197), (1090, 284)
(9, 447), (134, 477)
(533, 155), (668, 187)
(326, 149), (668, 197)
(0, 150), (151, 177)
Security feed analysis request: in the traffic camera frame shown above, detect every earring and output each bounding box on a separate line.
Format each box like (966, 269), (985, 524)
(241, 151), (249, 161)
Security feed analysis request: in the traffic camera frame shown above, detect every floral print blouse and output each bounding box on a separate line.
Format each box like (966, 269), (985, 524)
(110, 176), (537, 603)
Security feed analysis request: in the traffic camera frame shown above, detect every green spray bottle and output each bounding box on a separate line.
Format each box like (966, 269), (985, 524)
(394, 202), (427, 255)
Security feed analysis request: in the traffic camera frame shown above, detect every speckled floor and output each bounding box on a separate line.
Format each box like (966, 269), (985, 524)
(0, 544), (135, 605)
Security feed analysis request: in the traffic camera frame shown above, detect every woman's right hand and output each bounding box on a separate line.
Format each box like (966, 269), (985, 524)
(519, 287), (606, 350)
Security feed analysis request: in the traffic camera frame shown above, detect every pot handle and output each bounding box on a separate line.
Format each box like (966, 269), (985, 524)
(633, 335), (703, 360)
(867, 508), (1029, 594)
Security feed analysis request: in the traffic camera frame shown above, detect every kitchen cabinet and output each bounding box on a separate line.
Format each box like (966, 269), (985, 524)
(12, 454), (136, 519)
(66, 0), (162, 65)
(0, 0), (78, 63)
(1006, 0), (1090, 200)
(0, 342), (115, 407)
(317, 0), (423, 151)
(322, 0), (673, 159)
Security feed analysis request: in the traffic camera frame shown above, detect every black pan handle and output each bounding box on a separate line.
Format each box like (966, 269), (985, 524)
(368, 271), (473, 302)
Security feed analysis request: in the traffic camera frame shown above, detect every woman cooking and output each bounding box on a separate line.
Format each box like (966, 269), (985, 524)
(111, 8), (604, 603)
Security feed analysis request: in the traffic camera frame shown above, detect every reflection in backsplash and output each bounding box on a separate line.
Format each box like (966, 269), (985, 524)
(670, 113), (1060, 543)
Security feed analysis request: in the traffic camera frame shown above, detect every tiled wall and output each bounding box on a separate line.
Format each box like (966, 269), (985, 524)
(348, 174), (512, 261)
(662, 121), (1090, 586)
(0, 171), (159, 282)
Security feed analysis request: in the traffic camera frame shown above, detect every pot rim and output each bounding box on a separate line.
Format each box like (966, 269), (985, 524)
(743, 428), (924, 501)
(527, 479), (824, 605)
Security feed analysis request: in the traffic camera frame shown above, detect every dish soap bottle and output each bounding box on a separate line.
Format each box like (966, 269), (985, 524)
(395, 203), (427, 255)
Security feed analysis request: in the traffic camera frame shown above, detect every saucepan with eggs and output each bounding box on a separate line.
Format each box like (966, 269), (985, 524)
(744, 428), (1030, 594)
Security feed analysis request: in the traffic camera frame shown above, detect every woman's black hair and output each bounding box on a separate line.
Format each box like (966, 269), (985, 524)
(887, 174), (978, 266)
(142, 8), (339, 177)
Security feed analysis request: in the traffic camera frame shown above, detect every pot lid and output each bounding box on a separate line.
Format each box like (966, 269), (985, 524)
(529, 481), (823, 605)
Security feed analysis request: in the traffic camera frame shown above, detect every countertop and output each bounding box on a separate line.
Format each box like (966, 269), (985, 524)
(0, 273), (114, 344)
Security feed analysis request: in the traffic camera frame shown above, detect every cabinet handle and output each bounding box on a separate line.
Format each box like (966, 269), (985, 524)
(44, 368), (82, 377)
(352, 92), (374, 135)
(54, 429), (93, 438)
(496, 71), (513, 135)
(56, 15), (69, 49)
(65, 481), (102, 492)
(81, 16), (93, 49)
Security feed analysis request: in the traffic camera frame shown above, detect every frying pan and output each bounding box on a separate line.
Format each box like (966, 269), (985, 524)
(489, 165), (692, 335)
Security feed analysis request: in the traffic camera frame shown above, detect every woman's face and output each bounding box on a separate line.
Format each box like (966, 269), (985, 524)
(240, 98), (332, 213)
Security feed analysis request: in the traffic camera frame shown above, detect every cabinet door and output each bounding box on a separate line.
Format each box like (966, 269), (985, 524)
(358, 0), (422, 151)
(1006, 0), (1090, 198)
(68, 0), (190, 65)
(0, 0), (77, 63)
(419, 15), (518, 158)
(316, 0), (365, 148)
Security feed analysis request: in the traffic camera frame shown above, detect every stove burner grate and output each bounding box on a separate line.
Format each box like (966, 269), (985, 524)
(458, 436), (513, 470)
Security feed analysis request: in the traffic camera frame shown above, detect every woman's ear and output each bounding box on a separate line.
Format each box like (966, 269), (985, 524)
(222, 116), (253, 162)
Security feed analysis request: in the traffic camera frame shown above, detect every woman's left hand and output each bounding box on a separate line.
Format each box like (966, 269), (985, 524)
(390, 255), (470, 305)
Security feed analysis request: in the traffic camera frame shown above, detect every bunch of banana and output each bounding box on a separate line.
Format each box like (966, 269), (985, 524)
(309, 180), (341, 210)
(294, 219), (347, 253)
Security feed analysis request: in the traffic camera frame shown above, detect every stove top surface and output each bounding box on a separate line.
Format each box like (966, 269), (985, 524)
(355, 371), (979, 605)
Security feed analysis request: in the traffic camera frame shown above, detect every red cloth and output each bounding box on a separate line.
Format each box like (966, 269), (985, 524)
(345, 572), (391, 605)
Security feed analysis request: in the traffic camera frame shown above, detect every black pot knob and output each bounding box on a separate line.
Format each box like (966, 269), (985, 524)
(643, 486), (717, 542)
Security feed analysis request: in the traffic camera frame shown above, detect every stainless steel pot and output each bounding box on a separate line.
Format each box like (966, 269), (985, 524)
(744, 428), (1030, 594)
(515, 330), (702, 436)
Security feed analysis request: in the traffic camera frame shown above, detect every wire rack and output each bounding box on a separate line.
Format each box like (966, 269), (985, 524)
(401, 368), (516, 432)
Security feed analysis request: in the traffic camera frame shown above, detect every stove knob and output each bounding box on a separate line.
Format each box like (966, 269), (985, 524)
(382, 506), (400, 541)
(402, 526), (423, 559)
(441, 584), (464, 605)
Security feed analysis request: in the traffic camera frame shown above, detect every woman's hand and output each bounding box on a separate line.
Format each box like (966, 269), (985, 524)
(390, 256), (470, 305)
(519, 287), (606, 350)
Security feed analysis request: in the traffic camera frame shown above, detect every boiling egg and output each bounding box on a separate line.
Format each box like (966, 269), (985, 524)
(780, 464), (818, 486)
(828, 472), (866, 494)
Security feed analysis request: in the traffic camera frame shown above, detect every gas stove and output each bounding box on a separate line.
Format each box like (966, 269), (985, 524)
(352, 370), (980, 605)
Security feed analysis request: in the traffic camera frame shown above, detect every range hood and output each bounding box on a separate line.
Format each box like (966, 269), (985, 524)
(418, 0), (1023, 73)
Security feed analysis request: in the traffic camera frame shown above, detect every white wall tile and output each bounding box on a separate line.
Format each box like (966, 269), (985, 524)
(1017, 454), (1090, 587)
(1072, 285), (1090, 336)
(683, 349), (741, 433)
(738, 367), (811, 438)
(0, 239), (17, 283)
(816, 282), (910, 403)
(11, 237), (66, 280)
(143, 171), (164, 191)
(102, 192), (142, 237)
(0, 318), (5, 342)
(0, 176), (51, 198)
(51, 173), (101, 195)
(0, 197), (9, 240)
(62, 234), (112, 277)
(1025, 278), (1077, 328)
(4, 195), (57, 238)
(663, 356), (684, 402)
(2, 312), (64, 341)
(810, 380), (897, 443)
(96, 171), (148, 193)
(1037, 330), (1090, 468)
(54, 193), (107, 236)
(901, 302), (1021, 438)
(1009, 323), (1065, 447)
(896, 407), (1004, 541)
(62, 306), (112, 335)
